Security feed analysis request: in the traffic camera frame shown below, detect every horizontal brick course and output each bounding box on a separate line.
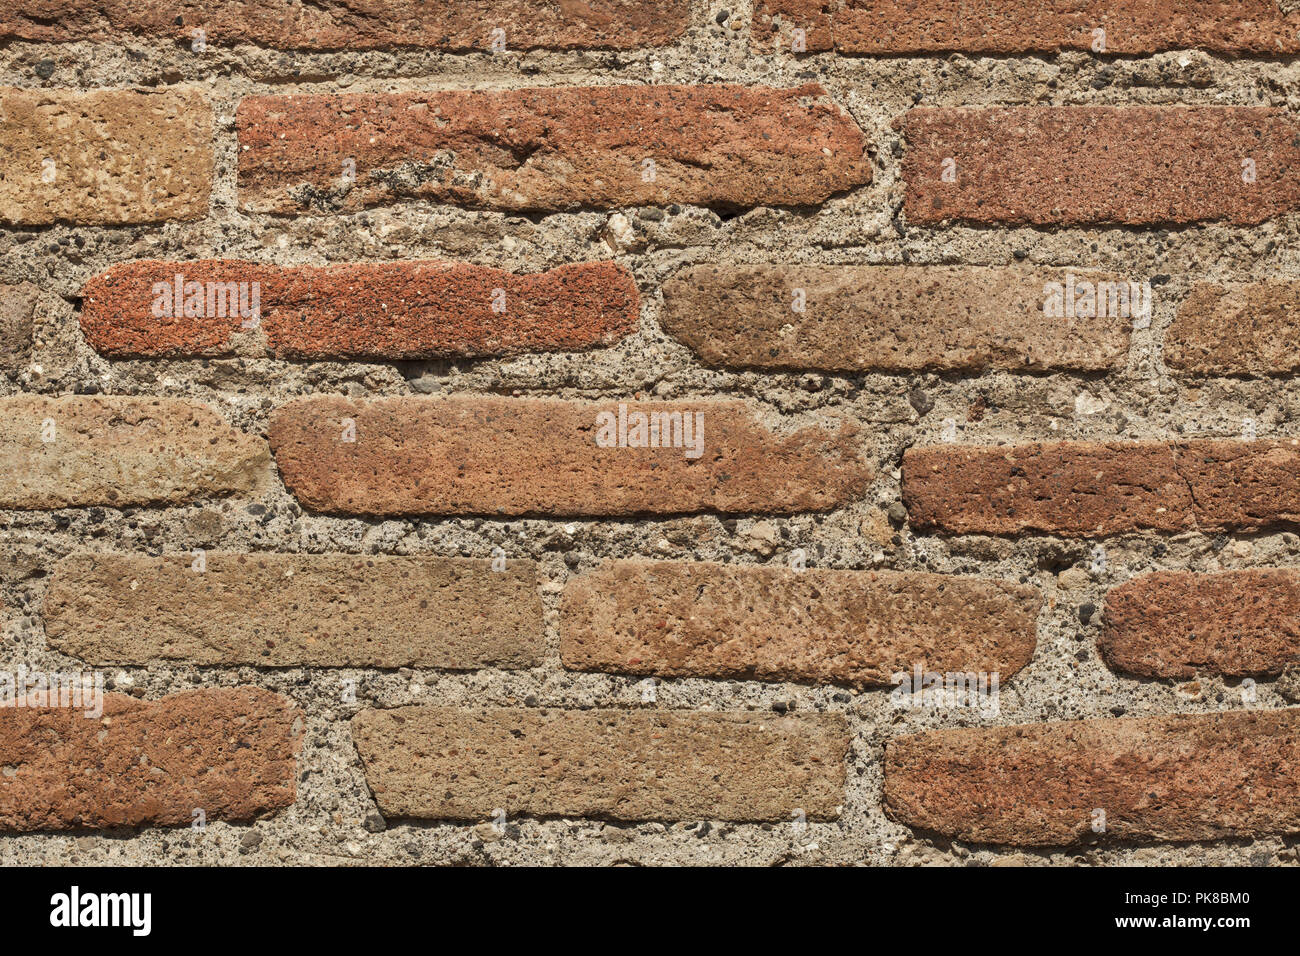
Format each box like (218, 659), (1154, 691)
(0, 687), (299, 832)
(560, 560), (1040, 686)
(1102, 569), (1300, 679)
(43, 553), (543, 669)
(902, 439), (1300, 537)
(0, 88), (211, 226)
(80, 260), (639, 359)
(0, 396), (269, 509)
(885, 709), (1300, 845)
(757, 1), (1300, 55)
(661, 265), (1135, 372)
(237, 84), (869, 214)
(352, 706), (847, 821)
(1166, 281), (1300, 376)
(899, 107), (1300, 227)
(0, 0), (691, 49)
(269, 396), (871, 517)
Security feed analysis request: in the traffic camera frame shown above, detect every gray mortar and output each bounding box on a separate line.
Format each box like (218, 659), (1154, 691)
(1, 1), (1299, 866)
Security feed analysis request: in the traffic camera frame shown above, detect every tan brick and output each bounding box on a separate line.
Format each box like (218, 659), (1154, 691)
(661, 265), (1135, 373)
(885, 709), (1300, 844)
(237, 84), (869, 214)
(269, 396), (871, 517)
(0, 282), (37, 372)
(1102, 569), (1300, 679)
(1166, 281), (1300, 376)
(0, 88), (211, 225)
(561, 560), (1041, 686)
(79, 260), (638, 359)
(352, 707), (848, 821)
(899, 107), (1300, 227)
(0, 687), (299, 831)
(902, 439), (1300, 537)
(0, 0), (691, 50)
(0, 396), (269, 509)
(44, 553), (543, 669)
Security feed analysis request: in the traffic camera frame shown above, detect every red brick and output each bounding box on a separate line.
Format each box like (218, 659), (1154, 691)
(758, 1), (1300, 55)
(899, 107), (1300, 227)
(902, 439), (1300, 537)
(885, 709), (1300, 844)
(0, 88), (211, 226)
(1166, 281), (1300, 376)
(237, 84), (869, 214)
(0, 396), (269, 509)
(269, 396), (871, 517)
(79, 260), (638, 359)
(0, 687), (299, 832)
(753, 0), (835, 52)
(661, 265), (1135, 372)
(352, 707), (847, 821)
(1103, 570), (1300, 679)
(0, 0), (691, 49)
(560, 560), (1040, 686)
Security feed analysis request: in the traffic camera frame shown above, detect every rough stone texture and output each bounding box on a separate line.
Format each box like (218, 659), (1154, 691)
(753, 0), (836, 52)
(0, 282), (36, 372)
(904, 440), (1193, 536)
(757, 0), (1300, 55)
(43, 553), (544, 669)
(0, 88), (211, 225)
(1102, 570), (1300, 679)
(80, 260), (639, 359)
(269, 396), (871, 517)
(352, 706), (848, 821)
(3, 5), (1300, 870)
(661, 265), (1133, 373)
(903, 439), (1300, 537)
(561, 560), (1041, 686)
(1174, 440), (1300, 531)
(237, 84), (870, 214)
(0, 396), (269, 509)
(0, 688), (299, 832)
(1166, 281), (1300, 376)
(898, 106), (1300, 227)
(884, 709), (1300, 845)
(0, 0), (692, 50)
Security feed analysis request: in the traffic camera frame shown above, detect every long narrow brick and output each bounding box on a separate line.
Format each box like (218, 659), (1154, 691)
(561, 561), (1041, 686)
(0, 396), (269, 509)
(1166, 281), (1300, 376)
(899, 107), (1300, 227)
(0, 88), (211, 226)
(43, 553), (543, 669)
(0, 282), (37, 372)
(661, 265), (1136, 372)
(352, 707), (847, 821)
(0, 0), (691, 50)
(903, 439), (1300, 537)
(79, 260), (638, 359)
(237, 84), (869, 214)
(1103, 570), (1300, 679)
(0, 687), (298, 831)
(885, 709), (1300, 845)
(269, 396), (871, 517)
(757, 1), (1300, 55)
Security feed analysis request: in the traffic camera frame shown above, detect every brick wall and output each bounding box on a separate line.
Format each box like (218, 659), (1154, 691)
(1, 1), (1299, 866)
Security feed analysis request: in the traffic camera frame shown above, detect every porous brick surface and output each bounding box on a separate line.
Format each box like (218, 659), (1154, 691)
(2, 0), (1299, 869)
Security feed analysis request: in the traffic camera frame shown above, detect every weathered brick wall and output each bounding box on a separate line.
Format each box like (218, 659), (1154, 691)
(2, 1), (1299, 866)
